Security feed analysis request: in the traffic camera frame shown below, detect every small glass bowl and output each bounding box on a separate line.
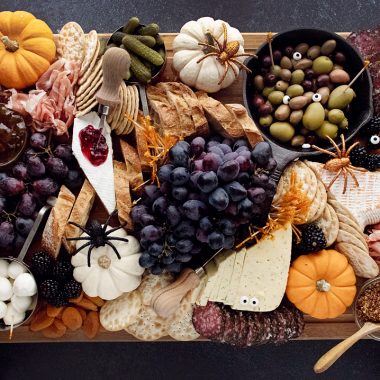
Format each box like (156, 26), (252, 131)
(353, 276), (380, 341)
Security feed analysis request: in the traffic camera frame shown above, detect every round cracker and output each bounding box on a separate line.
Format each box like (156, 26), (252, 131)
(77, 62), (103, 97)
(111, 83), (125, 131)
(316, 204), (339, 246)
(123, 85), (139, 135)
(115, 83), (130, 135)
(125, 305), (167, 341)
(75, 99), (98, 117)
(57, 22), (85, 63)
(80, 30), (98, 77)
(78, 54), (102, 86)
(99, 291), (142, 332)
(139, 273), (174, 306)
(306, 180), (327, 223)
(76, 77), (103, 107)
(120, 85), (133, 135)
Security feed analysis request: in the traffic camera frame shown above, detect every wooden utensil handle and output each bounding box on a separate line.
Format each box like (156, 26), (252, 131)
(96, 47), (131, 108)
(151, 268), (201, 318)
(314, 322), (380, 373)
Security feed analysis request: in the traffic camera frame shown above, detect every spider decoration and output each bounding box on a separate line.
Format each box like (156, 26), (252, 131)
(67, 210), (129, 267)
(197, 23), (256, 85)
(312, 134), (367, 194)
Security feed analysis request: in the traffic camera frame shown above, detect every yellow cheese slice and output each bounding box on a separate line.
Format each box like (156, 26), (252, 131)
(209, 253), (229, 302)
(232, 223), (292, 312)
(225, 247), (246, 305)
(216, 250), (236, 302)
(197, 261), (218, 306)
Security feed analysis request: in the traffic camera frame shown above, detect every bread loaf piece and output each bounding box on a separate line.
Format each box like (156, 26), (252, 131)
(119, 139), (144, 191)
(113, 160), (133, 230)
(63, 180), (96, 254)
(42, 185), (75, 258)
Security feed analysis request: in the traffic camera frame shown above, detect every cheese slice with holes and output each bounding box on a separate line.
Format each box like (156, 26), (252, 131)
(225, 248), (245, 305)
(232, 223), (292, 312)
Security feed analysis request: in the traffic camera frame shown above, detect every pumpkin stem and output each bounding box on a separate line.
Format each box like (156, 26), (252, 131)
(316, 279), (331, 292)
(1, 36), (19, 52)
(98, 255), (111, 269)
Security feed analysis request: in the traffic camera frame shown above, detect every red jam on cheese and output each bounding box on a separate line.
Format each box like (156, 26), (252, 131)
(79, 125), (108, 166)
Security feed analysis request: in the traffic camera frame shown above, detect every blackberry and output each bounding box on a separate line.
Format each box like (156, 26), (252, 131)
(350, 145), (368, 168)
(47, 291), (68, 307)
(367, 154), (380, 171)
(52, 260), (73, 282)
(364, 116), (380, 135)
(31, 251), (54, 277)
(294, 224), (327, 253)
(63, 279), (82, 299)
(39, 279), (59, 299)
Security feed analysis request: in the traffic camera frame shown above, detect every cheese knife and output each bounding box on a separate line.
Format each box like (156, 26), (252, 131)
(151, 248), (223, 318)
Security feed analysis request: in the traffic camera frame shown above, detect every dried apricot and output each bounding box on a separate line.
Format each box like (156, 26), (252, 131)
(69, 291), (84, 304)
(83, 311), (100, 339)
(75, 298), (98, 311)
(42, 322), (66, 339)
(76, 307), (87, 321)
(53, 319), (67, 334)
(84, 295), (105, 307)
(30, 307), (54, 332)
(47, 305), (64, 318)
(62, 307), (83, 331)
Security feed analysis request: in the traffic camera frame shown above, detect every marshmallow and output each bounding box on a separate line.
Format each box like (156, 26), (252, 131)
(0, 277), (12, 301)
(8, 261), (27, 279)
(13, 273), (37, 297)
(0, 300), (7, 319)
(3, 304), (25, 326)
(11, 295), (32, 313)
(0, 259), (9, 277)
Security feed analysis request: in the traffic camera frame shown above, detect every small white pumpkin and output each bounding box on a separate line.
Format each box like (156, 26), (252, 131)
(71, 227), (144, 301)
(173, 17), (248, 93)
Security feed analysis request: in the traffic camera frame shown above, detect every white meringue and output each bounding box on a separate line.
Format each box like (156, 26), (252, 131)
(8, 261), (27, 279)
(3, 304), (25, 326)
(0, 300), (7, 319)
(0, 277), (12, 301)
(11, 294), (32, 313)
(0, 259), (9, 277)
(13, 273), (37, 297)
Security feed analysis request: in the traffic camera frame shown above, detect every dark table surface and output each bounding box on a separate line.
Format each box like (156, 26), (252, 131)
(1, 1), (380, 379)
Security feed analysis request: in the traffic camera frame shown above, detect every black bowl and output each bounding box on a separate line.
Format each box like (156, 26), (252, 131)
(243, 28), (373, 156)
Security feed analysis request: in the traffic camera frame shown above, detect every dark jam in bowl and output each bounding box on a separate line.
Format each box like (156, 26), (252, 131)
(0, 104), (28, 167)
(79, 125), (109, 166)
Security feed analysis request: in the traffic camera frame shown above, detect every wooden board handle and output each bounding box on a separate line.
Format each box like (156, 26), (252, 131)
(314, 322), (380, 373)
(96, 47), (131, 108)
(151, 268), (201, 318)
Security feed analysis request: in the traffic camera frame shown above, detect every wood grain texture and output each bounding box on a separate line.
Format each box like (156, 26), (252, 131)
(0, 32), (359, 344)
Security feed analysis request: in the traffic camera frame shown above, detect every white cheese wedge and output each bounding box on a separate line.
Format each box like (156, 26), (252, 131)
(217, 250), (236, 302)
(198, 260), (218, 306)
(232, 223), (292, 312)
(225, 248), (246, 305)
(72, 112), (116, 214)
(209, 254), (228, 302)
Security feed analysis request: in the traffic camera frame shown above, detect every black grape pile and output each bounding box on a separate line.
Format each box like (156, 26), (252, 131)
(132, 136), (277, 275)
(0, 132), (83, 249)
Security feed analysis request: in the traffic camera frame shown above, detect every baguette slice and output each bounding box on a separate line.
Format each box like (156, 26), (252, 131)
(196, 91), (245, 139)
(113, 160), (133, 230)
(225, 104), (263, 146)
(41, 185), (75, 258)
(119, 139), (144, 191)
(63, 179), (96, 254)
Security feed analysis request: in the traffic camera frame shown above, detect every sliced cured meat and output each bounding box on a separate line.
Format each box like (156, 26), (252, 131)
(235, 312), (249, 347)
(192, 302), (224, 340)
(221, 308), (235, 343)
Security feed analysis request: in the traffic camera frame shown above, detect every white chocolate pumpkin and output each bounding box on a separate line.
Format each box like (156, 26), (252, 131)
(173, 17), (246, 93)
(71, 227), (144, 301)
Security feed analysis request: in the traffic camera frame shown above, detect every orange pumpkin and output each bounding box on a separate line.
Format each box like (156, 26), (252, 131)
(0, 11), (56, 89)
(286, 249), (356, 319)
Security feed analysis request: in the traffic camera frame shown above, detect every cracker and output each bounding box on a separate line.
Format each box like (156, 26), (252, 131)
(77, 63), (103, 98)
(122, 85), (138, 135)
(57, 22), (85, 63)
(316, 204), (339, 246)
(139, 273), (174, 306)
(338, 222), (368, 252)
(80, 30), (98, 77)
(78, 54), (102, 86)
(75, 99), (98, 117)
(115, 84), (130, 135)
(306, 180), (327, 223)
(76, 78), (103, 108)
(99, 291), (142, 332)
(120, 85), (134, 135)
(111, 83), (125, 131)
(132, 85), (140, 130)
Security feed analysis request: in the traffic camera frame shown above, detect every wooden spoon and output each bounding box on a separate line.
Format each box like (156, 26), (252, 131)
(314, 322), (380, 373)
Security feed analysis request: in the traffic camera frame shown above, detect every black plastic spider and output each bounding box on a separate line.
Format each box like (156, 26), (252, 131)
(67, 210), (128, 267)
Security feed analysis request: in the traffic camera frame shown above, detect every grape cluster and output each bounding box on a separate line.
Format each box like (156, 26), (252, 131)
(0, 132), (83, 248)
(132, 136), (277, 275)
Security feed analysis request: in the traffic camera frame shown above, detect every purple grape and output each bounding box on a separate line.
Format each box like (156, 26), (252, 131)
(64, 170), (83, 190)
(15, 233), (26, 249)
(152, 196), (168, 215)
(190, 171), (202, 187)
(150, 264), (163, 275)
(161, 255), (175, 265)
(190, 137), (205, 157)
(192, 159), (204, 171)
(223, 152), (239, 162)
(223, 235), (235, 249)
(188, 192), (201, 200)
(208, 231), (225, 250)
(217, 160), (240, 182)
(46, 157), (68, 178)
(165, 262), (182, 273)
(0, 173), (8, 181)
(169, 167), (190, 186)
(140, 239), (150, 250)
(218, 218), (236, 236)
(176, 140), (190, 153)
(235, 145), (249, 154)
(53, 144), (73, 162)
(222, 138), (233, 146)
(30, 133), (47, 149)
(206, 141), (219, 150)
(166, 233), (177, 246)
(131, 205), (148, 224)
(199, 216), (214, 232)
(225, 202), (238, 216)
(158, 164), (174, 183)
(0, 195), (5, 212)
(203, 152), (223, 172)
(0, 177), (25, 196)
(140, 225), (161, 241)
(251, 141), (272, 166)
(238, 198), (254, 214)
(175, 253), (193, 263)
(182, 200), (207, 221)
(18, 193), (36, 216)
(252, 173), (269, 187)
(148, 242), (164, 257)
(144, 185), (161, 202)
(159, 181), (171, 195)
(174, 221), (195, 239)
(167, 205), (181, 227)
(264, 157), (277, 172)
(0, 221), (15, 247)
(208, 188), (229, 211)
(140, 214), (156, 226)
(248, 187), (266, 204)
(237, 172), (250, 186)
(238, 150), (251, 159)
(191, 244), (202, 255)
(224, 181), (247, 202)
(171, 186), (188, 201)
(15, 217), (34, 237)
(236, 155), (251, 172)
(32, 178), (58, 196)
(12, 163), (29, 181)
(197, 171), (218, 193)
(23, 148), (37, 162)
(139, 253), (156, 268)
(218, 144), (232, 154)
(169, 145), (189, 167)
(176, 239), (193, 253)
(196, 228), (208, 243)
(233, 139), (248, 151)
(27, 156), (46, 178)
(208, 146), (224, 157)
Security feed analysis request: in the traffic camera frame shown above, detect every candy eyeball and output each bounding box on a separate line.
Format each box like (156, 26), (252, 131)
(312, 93), (322, 102)
(283, 95), (291, 104)
(240, 296), (249, 305)
(370, 135), (380, 145)
(250, 297), (259, 306)
(293, 52), (302, 60)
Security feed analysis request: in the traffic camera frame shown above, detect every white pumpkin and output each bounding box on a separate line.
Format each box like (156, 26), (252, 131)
(71, 227), (144, 301)
(173, 17), (247, 93)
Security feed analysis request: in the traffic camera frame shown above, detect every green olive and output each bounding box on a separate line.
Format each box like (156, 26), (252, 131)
(291, 70), (305, 85)
(328, 109), (345, 124)
(275, 80), (289, 92)
(339, 118), (349, 129)
(280, 56), (293, 70)
(254, 75), (265, 90)
(280, 69), (292, 81)
(312, 56), (334, 74)
(289, 96), (308, 110)
(291, 135), (306, 146)
(262, 86), (275, 98)
(295, 43), (309, 54)
(259, 114), (273, 127)
(270, 65), (282, 77)
(329, 69), (350, 84)
(321, 39), (337, 55)
(307, 45), (321, 60)
(286, 84), (304, 97)
(328, 85), (355, 109)
(269, 122), (295, 142)
(302, 102), (325, 130)
(268, 90), (285, 105)
(290, 110), (304, 125)
(316, 121), (338, 139)
(274, 104), (291, 121)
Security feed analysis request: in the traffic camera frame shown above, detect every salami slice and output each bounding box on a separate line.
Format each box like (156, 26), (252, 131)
(236, 311), (249, 347)
(221, 308), (235, 343)
(192, 302), (224, 340)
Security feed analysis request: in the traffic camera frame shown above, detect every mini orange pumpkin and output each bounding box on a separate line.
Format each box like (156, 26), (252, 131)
(286, 249), (356, 319)
(0, 11), (56, 89)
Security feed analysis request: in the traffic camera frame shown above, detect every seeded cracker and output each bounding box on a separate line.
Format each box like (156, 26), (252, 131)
(80, 30), (98, 77)
(57, 22), (85, 63)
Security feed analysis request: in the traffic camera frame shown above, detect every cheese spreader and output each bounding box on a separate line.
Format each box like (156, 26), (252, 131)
(151, 248), (223, 318)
